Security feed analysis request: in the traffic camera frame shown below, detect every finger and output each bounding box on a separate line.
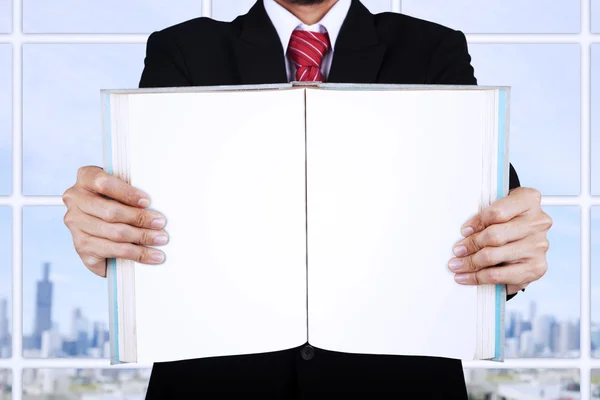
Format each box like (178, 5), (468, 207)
(75, 211), (169, 246)
(460, 187), (542, 235)
(452, 214), (535, 257)
(448, 235), (542, 274)
(74, 188), (166, 230)
(507, 282), (529, 296)
(72, 233), (108, 277)
(76, 166), (151, 208)
(454, 259), (547, 286)
(75, 233), (166, 265)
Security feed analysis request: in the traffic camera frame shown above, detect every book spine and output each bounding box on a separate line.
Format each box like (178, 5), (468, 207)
(102, 91), (120, 365)
(494, 87), (511, 361)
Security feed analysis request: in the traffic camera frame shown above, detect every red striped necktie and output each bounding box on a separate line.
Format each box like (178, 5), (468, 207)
(287, 30), (331, 82)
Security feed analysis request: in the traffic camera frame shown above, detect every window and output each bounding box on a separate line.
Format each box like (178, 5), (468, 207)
(0, 208), (11, 359)
(0, 45), (10, 196)
(22, 0), (201, 33)
(402, 0), (580, 33)
(0, 0), (11, 33)
(593, 45), (599, 195)
(0, 0), (594, 398)
(22, 369), (151, 397)
(593, 0), (600, 33)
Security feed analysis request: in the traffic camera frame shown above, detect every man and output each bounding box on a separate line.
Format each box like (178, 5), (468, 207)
(62, 0), (552, 398)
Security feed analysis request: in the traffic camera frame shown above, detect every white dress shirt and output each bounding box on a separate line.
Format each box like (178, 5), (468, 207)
(263, 0), (352, 81)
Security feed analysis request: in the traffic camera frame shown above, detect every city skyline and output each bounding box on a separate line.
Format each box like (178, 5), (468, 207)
(0, 200), (591, 358)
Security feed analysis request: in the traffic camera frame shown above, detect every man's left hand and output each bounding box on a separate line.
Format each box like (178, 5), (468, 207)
(448, 187), (552, 295)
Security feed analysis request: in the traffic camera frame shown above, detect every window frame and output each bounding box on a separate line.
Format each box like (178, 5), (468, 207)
(0, 0), (597, 398)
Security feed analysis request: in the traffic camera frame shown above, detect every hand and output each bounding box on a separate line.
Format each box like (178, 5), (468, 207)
(448, 187), (552, 295)
(62, 166), (169, 277)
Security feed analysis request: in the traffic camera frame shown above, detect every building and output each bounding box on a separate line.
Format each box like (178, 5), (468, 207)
(32, 262), (53, 349)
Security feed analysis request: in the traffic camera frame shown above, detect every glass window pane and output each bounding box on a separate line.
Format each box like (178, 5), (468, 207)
(593, 45), (599, 195)
(23, 369), (150, 397)
(23, 44), (146, 195)
(593, 369), (600, 397)
(0, 208), (11, 358)
(593, 0), (600, 33)
(469, 44), (580, 196)
(0, 370), (10, 399)
(0, 45), (11, 196)
(465, 369), (580, 397)
(593, 207), (600, 357)
(212, 0), (256, 21)
(23, 0), (200, 33)
(505, 206), (580, 358)
(212, 1), (393, 22)
(0, 0), (11, 33)
(23, 207), (108, 358)
(402, 0), (579, 33)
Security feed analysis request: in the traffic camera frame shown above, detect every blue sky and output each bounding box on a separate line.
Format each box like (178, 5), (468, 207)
(22, 44), (146, 195)
(0, 1), (593, 357)
(594, 208), (600, 325)
(0, 45), (10, 196)
(403, 0), (580, 33)
(594, 0), (600, 33)
(593, 45), (599, 195)
(22, 0), (201, 33)
(0, 0), (10, 33)
(0, 208), (11, 339)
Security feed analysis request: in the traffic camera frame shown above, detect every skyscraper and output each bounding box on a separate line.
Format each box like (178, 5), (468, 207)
(527, 300), (537, 323)
(92, 321), (107, 350)
(0, 297), (8, 345)
(33, 262), (53, 349)
(533, 315), (555, 354)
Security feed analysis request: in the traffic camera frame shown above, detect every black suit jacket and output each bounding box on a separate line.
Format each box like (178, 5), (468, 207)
(141, 1), (521, 398)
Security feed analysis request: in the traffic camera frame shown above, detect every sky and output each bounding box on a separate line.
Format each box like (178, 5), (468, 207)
(0, 45), (10, 196)
(593, 45), (599, 195)
(22, 44), (146, 195)
(0, 0), (10, 33)
(0, 1), (595, 359)
(594, 208), (600, 325)
(402, 0), (580, 33)
(0, 208), (11, 336)
(22, 0), (202, 33)
(594, 0), (600, 33)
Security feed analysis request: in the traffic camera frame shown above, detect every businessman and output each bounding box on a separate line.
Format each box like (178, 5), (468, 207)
(61, 0), (552, 398)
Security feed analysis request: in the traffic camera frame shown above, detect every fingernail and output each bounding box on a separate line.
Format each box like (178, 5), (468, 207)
(151, 252), (165, 263)
(151, 218), (166, 229)
(138, 198), (150, 208)
(453, 245), (467, 257)
(461, 226), (474, 237)
(153, 235), (168, 245)
(454, 274), (469, 284)
(448, 259), (463, 272)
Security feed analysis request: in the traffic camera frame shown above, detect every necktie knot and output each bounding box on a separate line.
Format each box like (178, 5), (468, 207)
(287, 30), (331, 82)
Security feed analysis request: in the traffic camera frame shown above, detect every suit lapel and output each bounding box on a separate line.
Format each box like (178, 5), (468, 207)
(328, 0), (387, 83)
(233, 0), (288, 85)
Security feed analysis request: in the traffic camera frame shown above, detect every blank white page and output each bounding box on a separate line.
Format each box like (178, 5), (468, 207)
(127, 89), (307, 363)
(306, 89), (489, 360)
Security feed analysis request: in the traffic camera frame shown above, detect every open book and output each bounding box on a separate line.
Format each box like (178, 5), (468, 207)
(102, 82), (510, 365)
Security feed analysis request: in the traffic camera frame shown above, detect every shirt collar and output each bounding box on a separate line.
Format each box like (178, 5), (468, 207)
(263, 0), (352, 53)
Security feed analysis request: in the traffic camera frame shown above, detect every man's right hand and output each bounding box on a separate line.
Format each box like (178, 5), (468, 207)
(62, 166), (168, 277)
